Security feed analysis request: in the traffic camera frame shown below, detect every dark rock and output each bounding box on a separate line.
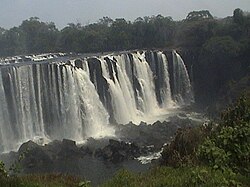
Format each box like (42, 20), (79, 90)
(18, 140), (40, 154)
(43, 140), (62, 160)
(18, 141), (52, 170)
(75, 59), (83, 69)
(62, 139), (77, 150)
(57, 139), (81, 159)
(80, 146), (93, 156)
(95, 139), (144, 164)
(65, 60), (71, 65)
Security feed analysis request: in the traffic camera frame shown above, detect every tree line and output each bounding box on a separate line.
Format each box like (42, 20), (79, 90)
(0, 15), (176, 57)
(0, 9), (248, 58)
(0, 15), (172, 56)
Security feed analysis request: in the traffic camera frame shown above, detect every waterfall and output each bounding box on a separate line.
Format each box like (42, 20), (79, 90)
(157, 52), (174, 107)
(0, 70), (13, 151)
(0, 50), (193, 153)
(172, 50), (194, 105)
(132, 52), (159, 115)
(0, 62), (114, 152)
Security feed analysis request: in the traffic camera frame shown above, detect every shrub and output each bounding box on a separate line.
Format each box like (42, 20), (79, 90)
(161, 124), (213, 167)
(102, 166), (250, 187)
(198, 97), (250, 174)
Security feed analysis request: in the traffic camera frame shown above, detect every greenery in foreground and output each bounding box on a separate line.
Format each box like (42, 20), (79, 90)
(0, 96), (249, 186)
(102, 167), (249, 187)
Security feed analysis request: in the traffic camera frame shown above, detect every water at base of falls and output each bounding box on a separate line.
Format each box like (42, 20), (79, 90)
(0, 50), (194, 153)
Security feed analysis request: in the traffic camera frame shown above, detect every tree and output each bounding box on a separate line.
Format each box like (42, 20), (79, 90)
(20, 17), (58, 53)
(4, 27), (25, 55)
(202, 36), (240, 58)
(186, 10), (213, 21)
(98, 16), (113, 27)
(233, 8), (244, 25)
(108, 18), (132, 50)
(58, 24), (83, 52)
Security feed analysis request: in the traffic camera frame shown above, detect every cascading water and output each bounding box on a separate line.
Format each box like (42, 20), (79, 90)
(172, 50), (194, 105)
(157, 52), (174, 107)
(0, 50), (193, 153)
(132, 52), (159, 115)
(0, 62), (114, 152)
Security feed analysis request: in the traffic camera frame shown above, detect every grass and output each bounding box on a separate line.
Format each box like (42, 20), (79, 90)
(101, 166), (250, 187)
(1, 166), (249, 187)
(1, 157), (245, 186)
(0, 173), (85, 187)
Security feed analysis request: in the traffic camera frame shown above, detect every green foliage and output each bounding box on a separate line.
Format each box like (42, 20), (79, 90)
(0, 160), (22, 187)
(161, 126), (208, 167)
(0, 160), (8, 178)
(202, 36), (240, 59)
(186, 10), (213, 21)
(78, 180), (91, 187)
(102, 166), (250, 187)
(0, 171), (85, 187)
(0, 159), (84, 187)
(0, 14), (176, 56)
(19, 174), (83, 187)
(176, 19), (217, 48)
(233, 8), (244, 25)
(198, 97), (250, 174)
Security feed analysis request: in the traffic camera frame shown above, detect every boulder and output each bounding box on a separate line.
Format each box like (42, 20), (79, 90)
(57, 139), (81, 159)
(18, 141), (52, 170)
(95, 139), (144, 163)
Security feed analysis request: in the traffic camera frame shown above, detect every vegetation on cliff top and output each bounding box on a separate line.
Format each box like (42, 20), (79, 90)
(0, 9), (249, 57)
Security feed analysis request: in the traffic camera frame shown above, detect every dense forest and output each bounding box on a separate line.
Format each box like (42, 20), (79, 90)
(0, 9), (249, 57)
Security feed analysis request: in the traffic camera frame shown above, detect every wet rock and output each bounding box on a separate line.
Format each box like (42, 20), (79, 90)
(57, 139), (81, 159)
(75, 59), (83, 69)
(43, 140), (62, 160)
(114, 117), (197, 151)
(18, 141), (52, 169)
(95, 139), (144, 163)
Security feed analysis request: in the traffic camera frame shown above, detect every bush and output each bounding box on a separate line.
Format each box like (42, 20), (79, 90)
(161, 125), (212, 167)
(102, 166), (250, 187)
(198, 97), (250, 174)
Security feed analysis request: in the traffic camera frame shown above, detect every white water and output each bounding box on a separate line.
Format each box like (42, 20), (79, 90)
(172, 50), (194, 104)
(98, 51), (175, 124)
(132, 52), (159, 115)
(157, 51), (174, 107)
(73, 67), (113, 138)
(0, 50), (193, 153)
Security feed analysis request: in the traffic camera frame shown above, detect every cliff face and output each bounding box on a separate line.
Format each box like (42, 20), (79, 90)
(177, 47), (250, 114)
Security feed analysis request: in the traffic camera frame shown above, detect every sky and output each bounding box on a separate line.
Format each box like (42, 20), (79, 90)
(0, 0), (250, 29)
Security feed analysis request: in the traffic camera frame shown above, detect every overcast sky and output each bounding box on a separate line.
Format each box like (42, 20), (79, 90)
(0, 0), (250, 29)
